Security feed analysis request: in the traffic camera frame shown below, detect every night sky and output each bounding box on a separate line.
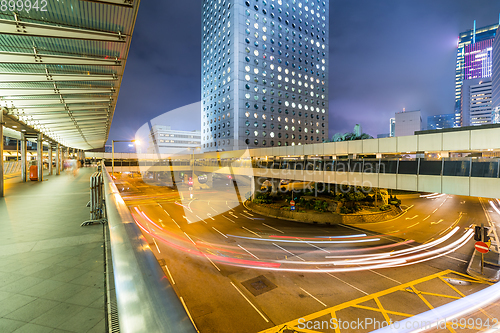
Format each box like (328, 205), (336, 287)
(108, 0), (500, 147)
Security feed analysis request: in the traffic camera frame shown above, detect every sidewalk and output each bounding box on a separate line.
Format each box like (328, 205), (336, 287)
(0, 167), (106, 332)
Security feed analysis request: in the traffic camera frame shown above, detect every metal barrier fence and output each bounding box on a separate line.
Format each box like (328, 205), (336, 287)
(101, 161), (197, 333)
(3, 161), (22, 175)
(82, 168), (107, 227)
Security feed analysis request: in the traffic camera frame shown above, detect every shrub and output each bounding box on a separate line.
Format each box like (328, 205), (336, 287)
(380, 204), (391, 211)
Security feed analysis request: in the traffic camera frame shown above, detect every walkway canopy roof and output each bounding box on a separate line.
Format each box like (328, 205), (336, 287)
(0, 0), (140, 150)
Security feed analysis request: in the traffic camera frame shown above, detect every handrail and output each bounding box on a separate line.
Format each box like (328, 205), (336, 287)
(102, 163), (197, 333)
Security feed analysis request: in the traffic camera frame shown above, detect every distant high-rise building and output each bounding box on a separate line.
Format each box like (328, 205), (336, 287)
(147, 126), (201, 154)
(389, 118), (395, 137)
(427, 114), (455, 130)
(201, 0), (330, 152)
(454, 21), (498, 127)
(461, 78), (492, 126)
(394, 110), (421, 137)
(493, 26), (500, 123)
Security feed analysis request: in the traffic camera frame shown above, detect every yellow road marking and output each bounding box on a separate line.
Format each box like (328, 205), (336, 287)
(331, 311), (341, 333)
(258, 270), (492, 333)
(352, 304), (413, 318)
(410, 286), (434, 310)
(374, 297), (392, 324)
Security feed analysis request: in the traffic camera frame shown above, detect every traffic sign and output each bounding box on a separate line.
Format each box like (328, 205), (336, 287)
(291, 206), (296, 211)
(290, 200), (295, 206)
(475, 241), (490, 254)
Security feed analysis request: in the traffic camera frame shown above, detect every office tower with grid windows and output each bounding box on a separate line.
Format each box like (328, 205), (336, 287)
(493, 26), (500, 123)
(201, 0), (329, 152)
(454, 21), (498, 127)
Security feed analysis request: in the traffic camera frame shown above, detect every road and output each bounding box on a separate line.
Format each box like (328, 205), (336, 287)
(115, 174), (498, 333)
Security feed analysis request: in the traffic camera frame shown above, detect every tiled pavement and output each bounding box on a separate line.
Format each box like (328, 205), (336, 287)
(0, 168), (106, 333)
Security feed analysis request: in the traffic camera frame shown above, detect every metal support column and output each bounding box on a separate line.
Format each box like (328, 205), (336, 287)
(21, 133), (27, 182)
(48, 145), (53, 175)
(0, 109), (4, 197)
(56, 143), (60, 175)
(37, 133), (43, 182)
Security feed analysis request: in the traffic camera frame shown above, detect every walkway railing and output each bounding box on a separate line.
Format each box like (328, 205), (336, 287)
(102, 163), (197, 333)
(3, 161), (22, 175)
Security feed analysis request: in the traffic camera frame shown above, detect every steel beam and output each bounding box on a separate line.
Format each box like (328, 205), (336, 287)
(21, 132), (27, 182)
(12, 106), (110, 113)
(0, 73), (118, 82)
(37, 133), (43, 182)
(80, 0), (134, 7)
(1, 98), (111, 107)
(0, 18), (127, 42)
(0, 52), (122, 66)
(56, 143), (60, 175)
(0, 88), (115, 97)
(48, 144), (53, 175)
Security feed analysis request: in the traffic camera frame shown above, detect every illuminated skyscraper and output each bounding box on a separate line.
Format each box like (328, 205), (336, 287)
(201, 0), (329, 152)
(454, 21), (498, 127)
(493, 26), (500, 123)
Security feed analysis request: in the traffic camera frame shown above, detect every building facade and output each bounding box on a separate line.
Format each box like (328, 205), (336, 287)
(493, 26), (500, 123)
(201, 0), (329, 152)
(147, 126), (201, 154)
(394, 110), (421, 137)
(454, 22), (498, 127)
(389, 117), (395, 137)
(461, 78), (492, 126)
(427, 113), (455, 130)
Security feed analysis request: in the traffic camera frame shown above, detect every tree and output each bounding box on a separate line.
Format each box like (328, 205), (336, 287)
(330, 124), (373, 142)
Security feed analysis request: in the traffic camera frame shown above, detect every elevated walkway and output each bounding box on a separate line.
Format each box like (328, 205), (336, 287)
(0, 167), (105, 332)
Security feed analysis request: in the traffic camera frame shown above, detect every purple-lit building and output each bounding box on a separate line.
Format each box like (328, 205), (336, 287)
(464, 39), (493, 80)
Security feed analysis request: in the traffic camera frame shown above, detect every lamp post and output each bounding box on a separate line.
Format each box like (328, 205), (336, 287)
(187, 147), (201, 198)
(112, 139), (140, 177)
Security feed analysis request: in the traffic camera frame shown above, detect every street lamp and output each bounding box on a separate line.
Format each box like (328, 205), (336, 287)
(112, 139), (140, 176)
(187, 147), (201, 198)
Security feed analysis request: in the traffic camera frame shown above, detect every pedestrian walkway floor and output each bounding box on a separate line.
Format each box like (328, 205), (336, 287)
(0, 167), (105, 333)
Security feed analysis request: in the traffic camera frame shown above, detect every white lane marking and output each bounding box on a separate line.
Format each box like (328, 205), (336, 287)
(196, 215), (207, 224)
(222, 215), (236, 223)
(432, 208), (438, 213)
(273, 243), (305, 261)
(238, 244), (260, 259)
(230, 282), (269, 322)
(203, 253), (221, 271)
(229, 212), (239, 218)
(207, 213), (215, 220)
(211, 207), (219, 213)
(262, 223), (284, 234)
(152, 239), (161, 253)
(319, 269), (369, 295)
(212, 227), (228, 238)
(183, 215), (192, 224)
(184, 232), (196, 245)
(422, 215), (430, 221)
(171, 218), (181, 229)
(298, 239), (330, 253)
(241, 213), (255, 220)
(405, 215), (418, 220)
(179, 297), (200, 333)
(431, 219), (444, 225)
(299, 287), (327, 307)
(368, 269), (402, 284)
(242, 226), (262, 238)
(443, 255), (467, 263)
(164, 264), (175, 285)
(407, 222), (420, 229)
(243, 210), (254, 216)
